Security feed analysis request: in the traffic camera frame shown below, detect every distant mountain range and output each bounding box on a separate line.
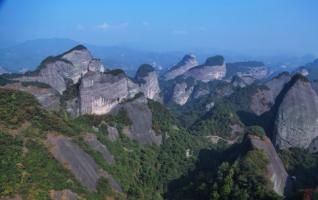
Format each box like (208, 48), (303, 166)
(0, 38), (316, 76)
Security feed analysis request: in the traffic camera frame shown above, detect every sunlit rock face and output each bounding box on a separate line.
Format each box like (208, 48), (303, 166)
(79, 70), (140, 115)
(172, 82), (194, 105)
(250, 72), (291, 116)
(14, 45), (104, 94)
(164, 54), (198, 80)
(274, 75), (318, 150)
(184, 55), (226, 82)
(135, 64), (161, 101)
(246, 135), (289, 196)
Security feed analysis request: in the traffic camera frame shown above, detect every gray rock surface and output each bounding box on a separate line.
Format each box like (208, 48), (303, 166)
(135, 64), (161, 101)
(84, 133), (114, 164)
(231, 75), (256, 88)
(111, 96), (162, 145)
(250, 72), (291, 115)
(107, 125), (119, 142)
(184, 56), (226, 82)
(14, 45), (104, 94)
(164, 54), (198, 80)
(50, 189), (78, 200)
(79, 71), (139, 115)
(274, 76), (318, 150)
(46, 134), (122, 192)
(172, 82), (194, 105)
(65, 98), (80, 118)
(1, 82), (60, 111)
(247, 135), (288, 196)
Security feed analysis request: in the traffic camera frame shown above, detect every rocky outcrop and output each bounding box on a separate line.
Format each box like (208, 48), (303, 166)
(246, 135), (289, 196)
(226, 61), (269, 81)
(111, 96), (162, 145)
(172, 82), (194, 105)
(14, 45), (104, 94)
(107, 125), (119, 142)
(135, 64), (161, 101)
(46, 134), (122, 192)
(50, 189), (78, 200)
(184, 55), (226, 82)
(84, 133), (114, 165)
(164, 54), (198, 80)
(274, 75), (318, 150)
(250, 72), (291, 115)
(1, 82), (60, 111)
(231, 75), (256, 88)
(79, 70), (139, 115)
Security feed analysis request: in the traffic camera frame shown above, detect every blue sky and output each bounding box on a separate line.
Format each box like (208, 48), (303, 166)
(0, 0), (317, 55)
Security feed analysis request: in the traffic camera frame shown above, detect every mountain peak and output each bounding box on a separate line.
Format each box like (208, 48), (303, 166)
(204, 55), (224, 66)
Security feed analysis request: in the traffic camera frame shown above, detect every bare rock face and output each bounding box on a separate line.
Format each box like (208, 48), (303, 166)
(164, 54), (198, 80)
(231, 75), (256, 88)
(184, 55), (226, 82)
(111, 96), (162, 145)
(79, 70), (140, 115)
(274, 75), (318, 150)
(50, 189), (78, 200)
(135, 64), (161, 101)
(46, 134), (122, 192)
(250, 72), (291, 115)
(107, 125), (119, 142)
(15, 45), (104, 94)
(84, 133), (114, 165)
(1, 82), (60, 111)
(247, 135), (289, 196)
(172, 82), (194, 105)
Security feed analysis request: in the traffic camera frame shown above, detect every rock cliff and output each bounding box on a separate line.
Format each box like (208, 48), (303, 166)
(14, 45), (104, 94)
(274, 75), (318, 150)
(164, 54), (198, 80)
(79, 70), (139, 115)
(184, 55), (226, 82)
(172, 82), (194, 105)
(135, 64), (161, 101)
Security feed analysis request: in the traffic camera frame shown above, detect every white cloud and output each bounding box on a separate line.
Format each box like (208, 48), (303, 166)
(172, 30), (188, 35)
(97, 22), (110, 30)
(96, 22), (128, 31)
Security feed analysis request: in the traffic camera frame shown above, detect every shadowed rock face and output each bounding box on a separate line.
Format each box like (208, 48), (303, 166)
(50, 189), (78, 200)
(274, 76), (318, 150)
(247, 135), (288, 196)
(172, 82), (194, 105)
(79, 71), (139, 115)
(46, 134), (122, 192)
(84, 133), (114, 165)
(135, 64), (161, 101)
(164, 54), (198, 80)
(111, 96), (162, 145)
(250, 72), (291, 115)
(15, 45), (104, 94)
(184, 56), (226, 82)
(1, 82), (60, 111)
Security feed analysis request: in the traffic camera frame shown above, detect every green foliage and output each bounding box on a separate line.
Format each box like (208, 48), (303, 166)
(105, 69), (125, 76)
(190, 102), (241, 138)
(21, 81), (51, 88)
(136, 64), (154, 78)
(0, 76), (18, 86)
(247, 126), (266, 139)
(204, 55), (224, 66)
(60, 83), (80, 106)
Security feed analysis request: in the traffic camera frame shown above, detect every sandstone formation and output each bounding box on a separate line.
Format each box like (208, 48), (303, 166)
(14, 45), (104, 94)
(111, 96), (162, 145)
(135, 64), (161, 101)
(164, 54), (198, 80)
(172, 82), (194, 105)
(184, 56), (226, 82)
(84, 133), (114, 164)
(274, 75), (318, 150)
(46, 134), (122, 192)
(79, 70), (139, 115)
(246, 135), (289, 196)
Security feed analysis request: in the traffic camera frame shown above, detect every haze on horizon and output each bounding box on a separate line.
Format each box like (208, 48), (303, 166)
(0, 0), (317, 56)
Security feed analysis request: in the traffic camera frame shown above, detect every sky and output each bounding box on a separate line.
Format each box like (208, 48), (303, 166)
(0, 0), (318, 55)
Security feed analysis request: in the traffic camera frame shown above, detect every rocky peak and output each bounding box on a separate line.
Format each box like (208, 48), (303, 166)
(244, 134), (289, 196)
(274, 74), (318, 150)
(184, 55), (226, 82)
(13, 45), (105, 94)
(164, 54), (198, 80)
(135, 64), (161, 101)
(79, 70), (140, 115)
